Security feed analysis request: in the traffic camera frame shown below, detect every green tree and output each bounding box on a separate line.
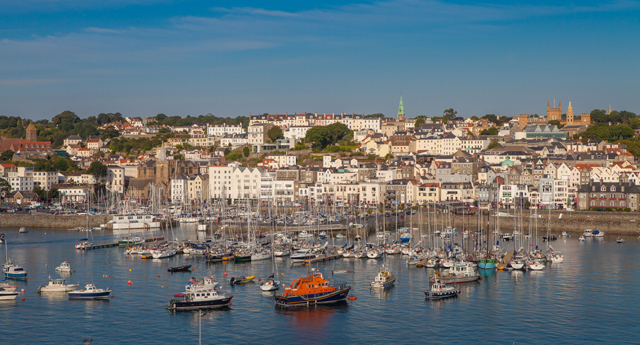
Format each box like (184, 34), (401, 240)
(442, 108), (457, 123)
(159, 127), (171, 134)
(101, 126), (120, 140)
(480, 127), (499, 136)
(487, 140), (502, 150)
(53, 158), (70, 172)
(267, 126), (284, 142)
(0, 150), (14, 161)
(0, 177), (9, 196)
(87, 161), (107, 181)
(470, 116), (479, 121)
(547, 120), (564, 129)
(243, 146), (250, 157)
(365, 113), (384, 118)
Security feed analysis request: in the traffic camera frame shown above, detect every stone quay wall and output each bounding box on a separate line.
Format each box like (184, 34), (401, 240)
(0, 214), (112, 229)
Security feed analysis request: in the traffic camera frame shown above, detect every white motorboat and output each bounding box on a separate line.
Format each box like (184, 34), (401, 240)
(440, 259), (454, 269)
(370, 268), (396, 289)
(68, 284), (111, 299)
(583, 229), (593, 237)
(561, 232), (569, 237)
(0, 287), (19, 300)
(107, 214), (161, 230)
(592, 230), (605, 237)
(185, 277), (219, 293)
(367, 250), (383, 259)
(18, 228), (27, 233)
(3, 265), (27, 279)
(502, 233), (514, 241)
(55, 261), (72, 273)
(0, 280), (17, 291)
(38, 277), (79, 293)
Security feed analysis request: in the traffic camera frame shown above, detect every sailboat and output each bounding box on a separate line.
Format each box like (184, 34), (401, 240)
(260, 244), (281, 291)
(3, 240), (27, 279)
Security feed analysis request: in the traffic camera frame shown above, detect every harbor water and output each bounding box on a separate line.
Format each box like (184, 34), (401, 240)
(0, 227), (638, 344)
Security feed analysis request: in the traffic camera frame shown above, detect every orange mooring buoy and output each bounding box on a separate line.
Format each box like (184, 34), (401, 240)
(348, 296), (357, 300)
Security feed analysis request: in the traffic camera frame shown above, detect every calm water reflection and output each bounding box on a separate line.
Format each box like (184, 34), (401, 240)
(0, 227), (638, 344)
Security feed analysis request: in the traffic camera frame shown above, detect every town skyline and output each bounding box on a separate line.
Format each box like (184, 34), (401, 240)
(2, 0), (639, 119)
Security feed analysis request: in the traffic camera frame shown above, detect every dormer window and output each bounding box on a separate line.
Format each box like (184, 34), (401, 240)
(622, 186), (625, 192)
(601, 186), (606, 192)
(611, 186), (616, 192)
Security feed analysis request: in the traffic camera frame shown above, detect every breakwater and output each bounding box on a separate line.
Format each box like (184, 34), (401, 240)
(0, 214), (112, 229)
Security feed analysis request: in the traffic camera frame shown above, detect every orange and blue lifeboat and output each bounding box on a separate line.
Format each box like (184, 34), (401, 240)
(275, 272), (350, 307)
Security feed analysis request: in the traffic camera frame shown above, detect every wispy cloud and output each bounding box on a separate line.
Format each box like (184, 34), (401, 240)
(83, 27), (125, 34)
(210, 7), (298, 17)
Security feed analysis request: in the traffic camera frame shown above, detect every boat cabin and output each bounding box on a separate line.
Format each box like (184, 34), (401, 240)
(283, 273), (335, 296)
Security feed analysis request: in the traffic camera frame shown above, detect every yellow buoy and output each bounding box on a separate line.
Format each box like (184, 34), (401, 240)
(129, 269), (132, 272)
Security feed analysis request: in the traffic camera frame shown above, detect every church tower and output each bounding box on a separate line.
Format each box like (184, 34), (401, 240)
(397, 96), (405, 122)
(566, 100), (574, 124)
(26, 122), (37, 142)
(546, 99), (562, 121)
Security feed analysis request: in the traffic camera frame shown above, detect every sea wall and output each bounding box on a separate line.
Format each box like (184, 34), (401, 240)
(0, 214), (112, 229)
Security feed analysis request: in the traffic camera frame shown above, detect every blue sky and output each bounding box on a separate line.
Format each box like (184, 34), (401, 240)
(1, 0), (639, 120)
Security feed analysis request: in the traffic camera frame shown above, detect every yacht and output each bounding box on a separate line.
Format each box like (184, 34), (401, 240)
(251, 250), (271, 261)
(152, 248), (177, 259)
(529, 260), (545, 271)
(370, 268), (396, 289)
(290, 249), (317, 263)
(297, 231), (313, 239)
(260, 276), (281, 291)
(38, 278), (79, 293)
(168, 288), (232, 310)
(68, 284), (111, 299)
(55, 261), (72, 273)
(75, 239), (93, 250)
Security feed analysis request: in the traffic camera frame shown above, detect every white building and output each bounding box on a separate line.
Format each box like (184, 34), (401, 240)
(171, 174), (189, 203)
(106, 166), (125, 194)
(220, 133), (248, 147)
(266, 154), (297, 168)
(7, 167), (34, 192)
(207, 124), (244, 137)
(284, 126), (311, 140)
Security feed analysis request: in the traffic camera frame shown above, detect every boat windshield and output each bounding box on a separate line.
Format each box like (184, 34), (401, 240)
(291, 281), (300, 289)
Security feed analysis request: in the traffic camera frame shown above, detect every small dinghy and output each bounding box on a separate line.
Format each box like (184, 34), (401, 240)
(168, 265), (192, 273)
(229, 276), (256, 285)
(18, 228), (27, 234)
(616, 237), (626, 244)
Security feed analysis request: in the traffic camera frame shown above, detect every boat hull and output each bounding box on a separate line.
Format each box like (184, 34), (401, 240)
(424, 288), (460, 300)
(430, 275), (479, 284)
(478, 260), (497, 270)
(168, 296), (232, 310)
(69, 291), (111, 299)
(275, 287), (350, 307)
(234, 255), (252, 263)
(370, 277), (395, 289)
(0, 292), (19, 300)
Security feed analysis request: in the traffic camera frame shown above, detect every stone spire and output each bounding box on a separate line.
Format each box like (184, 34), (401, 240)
(608, 104), (611, 115)
(567, 99), (574, 124)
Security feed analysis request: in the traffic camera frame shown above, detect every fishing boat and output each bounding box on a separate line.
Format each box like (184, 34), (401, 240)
(616, 237), (626, 244)
(55, 261), (72, 273)
(275, 271), (350, 307)
(228, 276), (256, 285)
(370, 268), (395, 289)
(38, 277), (79, 293)
(167, 288), (232, 310)
(3, 265), (27, 279)
(0, 287), (19, 300)
(168, 265), (192, 273)
(478, 258), (497, 270)
(424, 277), (460, 300)
(432, 263), (480, 284)
(68, 284), (111, 299)
(18, 228), (27, 233)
